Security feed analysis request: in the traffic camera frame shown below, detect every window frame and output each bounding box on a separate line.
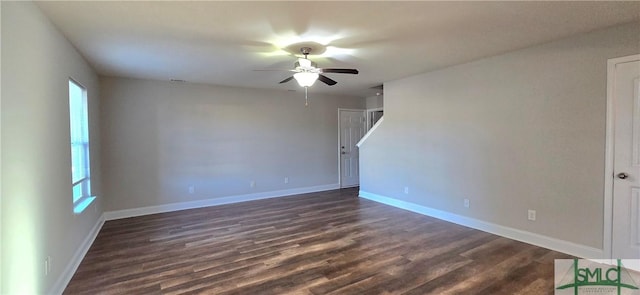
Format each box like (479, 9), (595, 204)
(69, 78), (95, 214)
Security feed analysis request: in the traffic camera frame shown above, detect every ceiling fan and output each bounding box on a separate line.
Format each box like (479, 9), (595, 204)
(275, 47), (359, 87)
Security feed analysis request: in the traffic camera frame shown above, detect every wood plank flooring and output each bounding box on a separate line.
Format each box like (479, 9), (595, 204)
(64, 188), (572, 294)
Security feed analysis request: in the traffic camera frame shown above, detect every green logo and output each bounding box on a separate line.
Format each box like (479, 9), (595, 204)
(555, 259), (639, 295)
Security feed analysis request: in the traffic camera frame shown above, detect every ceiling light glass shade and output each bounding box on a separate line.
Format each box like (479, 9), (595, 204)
(294, 72), (319, 87)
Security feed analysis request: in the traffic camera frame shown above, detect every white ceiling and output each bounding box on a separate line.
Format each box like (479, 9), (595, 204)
(36, 1), (640, 98)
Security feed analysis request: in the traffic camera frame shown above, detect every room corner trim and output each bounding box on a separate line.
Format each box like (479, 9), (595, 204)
(358, 190), (603, 259)
(50, 214), (105, 295)
(104, 183), (341, 221)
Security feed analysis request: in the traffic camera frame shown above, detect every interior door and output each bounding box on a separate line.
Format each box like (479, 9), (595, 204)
(340, 110), (366, 188)
(612, 57), (640, 260)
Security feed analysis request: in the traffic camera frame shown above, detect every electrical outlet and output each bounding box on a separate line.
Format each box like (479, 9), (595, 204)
(250, 180), (256, 188)
(404, 187), (409, 194)
(188, 185), (195, 194)
(284, 177), (289, 184)
(528, 210), (536, 221)
(464, 199), (470, 208)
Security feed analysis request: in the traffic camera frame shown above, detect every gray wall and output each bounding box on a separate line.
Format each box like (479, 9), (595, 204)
(359, 22), (640, 250)
(101, 77), (365, 211)
(1, 2), (103, 294)
(366, 95), (384, 109)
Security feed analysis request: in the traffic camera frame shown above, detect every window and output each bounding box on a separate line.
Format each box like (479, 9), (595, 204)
(69, 79), (94, 213)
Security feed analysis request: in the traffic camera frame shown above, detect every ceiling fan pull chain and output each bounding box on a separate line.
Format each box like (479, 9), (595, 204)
(305, 86), (309, 106)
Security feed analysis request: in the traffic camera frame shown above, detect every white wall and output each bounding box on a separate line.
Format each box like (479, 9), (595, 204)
(1, 2), (103, 294)
(101, 77), (364, 211)
(359, 22), (640, 252)
(0, 2), (3, 292)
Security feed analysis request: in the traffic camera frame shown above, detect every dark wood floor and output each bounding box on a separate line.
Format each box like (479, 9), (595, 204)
(64, 188), (571, 294)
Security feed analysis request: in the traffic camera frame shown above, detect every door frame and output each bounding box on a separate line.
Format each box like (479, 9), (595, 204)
(603, 54), (640, 259)
(338, 108), (366, 188)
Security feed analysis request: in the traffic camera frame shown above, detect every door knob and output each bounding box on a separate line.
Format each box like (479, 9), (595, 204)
(341, 152), (346, 154)
(617, 172), (629, 179)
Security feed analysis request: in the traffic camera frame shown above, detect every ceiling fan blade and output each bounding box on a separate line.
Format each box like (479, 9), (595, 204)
(279, 76), (294, 84)
(318, 74), (337, 86)
(320, 68), (359, 74)
(254, 69), (297, 72)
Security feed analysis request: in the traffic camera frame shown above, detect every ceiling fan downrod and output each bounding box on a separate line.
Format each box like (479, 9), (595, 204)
(300, 47), (312, 59)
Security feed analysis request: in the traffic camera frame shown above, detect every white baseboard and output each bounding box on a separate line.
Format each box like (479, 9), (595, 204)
(104, 183), (340, 221)
(50, 214), (105, 295)
(359, 190), (603, 259)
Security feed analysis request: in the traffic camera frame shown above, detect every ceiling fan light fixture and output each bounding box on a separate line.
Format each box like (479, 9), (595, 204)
(294, 72), (319, 87)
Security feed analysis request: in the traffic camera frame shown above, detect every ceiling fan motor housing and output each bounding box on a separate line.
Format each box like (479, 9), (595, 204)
(295, 59), (318, 71)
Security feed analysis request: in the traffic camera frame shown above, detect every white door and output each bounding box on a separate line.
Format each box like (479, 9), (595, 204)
(612, 57), (640, 260)
(340, 110), (366, 188)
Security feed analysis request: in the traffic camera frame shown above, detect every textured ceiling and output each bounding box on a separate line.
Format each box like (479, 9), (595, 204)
(36, 1), (640, 97)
